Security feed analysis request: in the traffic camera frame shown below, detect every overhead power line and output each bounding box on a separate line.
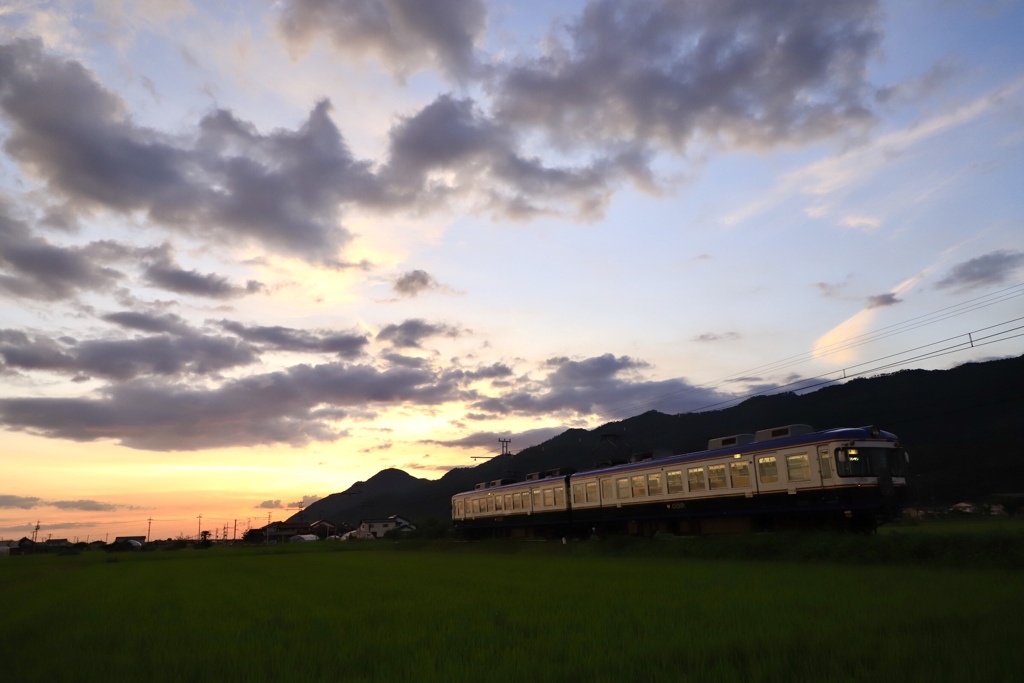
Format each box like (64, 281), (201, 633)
(601, 285), (1024, 421)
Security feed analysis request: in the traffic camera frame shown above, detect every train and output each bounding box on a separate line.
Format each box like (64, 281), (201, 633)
(451, 424), (909, 536)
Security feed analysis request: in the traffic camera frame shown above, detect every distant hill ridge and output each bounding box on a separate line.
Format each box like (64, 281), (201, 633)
(288, 355), (1024, 526)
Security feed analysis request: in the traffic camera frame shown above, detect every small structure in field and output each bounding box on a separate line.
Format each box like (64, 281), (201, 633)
(289, 534), (318, 542)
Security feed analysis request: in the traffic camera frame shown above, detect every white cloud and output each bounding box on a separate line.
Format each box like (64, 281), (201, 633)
(841, 215), (881, 231)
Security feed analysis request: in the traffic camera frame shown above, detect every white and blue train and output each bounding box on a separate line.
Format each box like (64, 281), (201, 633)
(451, 424), (909, 536)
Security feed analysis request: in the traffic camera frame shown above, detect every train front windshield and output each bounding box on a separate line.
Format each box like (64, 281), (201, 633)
(836, 447), (907, 478)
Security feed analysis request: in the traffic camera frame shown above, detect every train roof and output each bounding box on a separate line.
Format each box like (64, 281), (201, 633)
(452, 425), (898, 498)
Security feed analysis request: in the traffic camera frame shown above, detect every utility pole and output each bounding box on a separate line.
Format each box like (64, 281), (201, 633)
(266, 512), (271, 545)
(147, 517), (152, 543)
(31, 520), (40, 543)
(197, 514), (202, 541)
(233, 519), (237, 542)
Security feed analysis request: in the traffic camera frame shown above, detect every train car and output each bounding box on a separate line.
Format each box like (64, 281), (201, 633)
(452, 424), (908, 536)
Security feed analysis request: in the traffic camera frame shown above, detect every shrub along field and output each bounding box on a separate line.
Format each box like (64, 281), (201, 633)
(2, 525), (1022, 682)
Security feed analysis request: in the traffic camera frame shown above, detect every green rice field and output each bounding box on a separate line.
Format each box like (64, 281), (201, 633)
(2, 526), (1022, 682)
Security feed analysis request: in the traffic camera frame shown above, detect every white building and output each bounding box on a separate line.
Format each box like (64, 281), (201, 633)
(358, 515), (416, 538)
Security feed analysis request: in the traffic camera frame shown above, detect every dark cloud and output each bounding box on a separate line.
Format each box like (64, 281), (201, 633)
(0, 361), (458, 450)
(0, 521), (99, 534)
(220, 320), (368, 358)
(376, 318), (461, 348)
(49, 499), (119, 512)
(462, 362), (514, 381)
(0, 329), (75, 372)
(470, 353), (730, 418)
(381, 352), (430, 369)
(277, 0), (486, 82)
(382, 94), (648, 220)
(935, 250), (1024, 292)
(0, 346), (737, 450)
(0, 328), (258, 381)
(393, 269), (437, 297)
(875, 60), (957, 105)
(866, 292), (901, 308)
(693, 332), (740, 342)
(0, 494), (42, 508)
(102, 311), (191, 335)
(0, 495), (120, 511)
(493, 0), (879, 151)
(256, 499), (282, 509)
(816, 281), (846, 298)
(143, 252), (259, 299)
(287, 494), (321, 508)
(0, 40), (377, 261)
(0, 207), (121, 300)
(72, 335), (257, 380)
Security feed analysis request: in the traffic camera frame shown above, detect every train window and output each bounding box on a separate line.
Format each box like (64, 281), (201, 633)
(835, 447), (906, 477)
(616, 477), (630, 499)
(555, 487), (565, 506)
(687, 467), (706, 492)
(819, 452), (832, 479)
(472, 499), (480, 514)
(543, 488), (555, 507)
(631, 475), (646, 498)
(708, 465), (727, 490)
(667, 470), (683, 494)
(572, 483), (584, 504)
(730, 462), (751, 488)
(495, 495), (503, 512)
(487, 497), (494, 513)
(504, 494), (512, 510)
(890, 449), (908, 477)
(758, 456), (778, 483)
(786, 454), (810, 481)
(533, 489), (541, 509)
(586, 481), (598, 503)
(512, 493), (520, 510)
(647, 472), (663, 496)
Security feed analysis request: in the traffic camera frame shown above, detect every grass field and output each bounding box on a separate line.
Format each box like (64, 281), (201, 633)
(2, 524), (1022, 682)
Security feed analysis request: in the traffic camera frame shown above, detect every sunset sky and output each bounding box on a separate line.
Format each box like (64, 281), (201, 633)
(1, 0), (1022, 542)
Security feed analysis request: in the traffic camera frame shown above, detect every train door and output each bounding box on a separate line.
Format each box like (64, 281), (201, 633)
(818, 447), (833, 489)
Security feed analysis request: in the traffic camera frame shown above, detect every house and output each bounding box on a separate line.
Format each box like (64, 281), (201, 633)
(358, 515), (416, 539)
